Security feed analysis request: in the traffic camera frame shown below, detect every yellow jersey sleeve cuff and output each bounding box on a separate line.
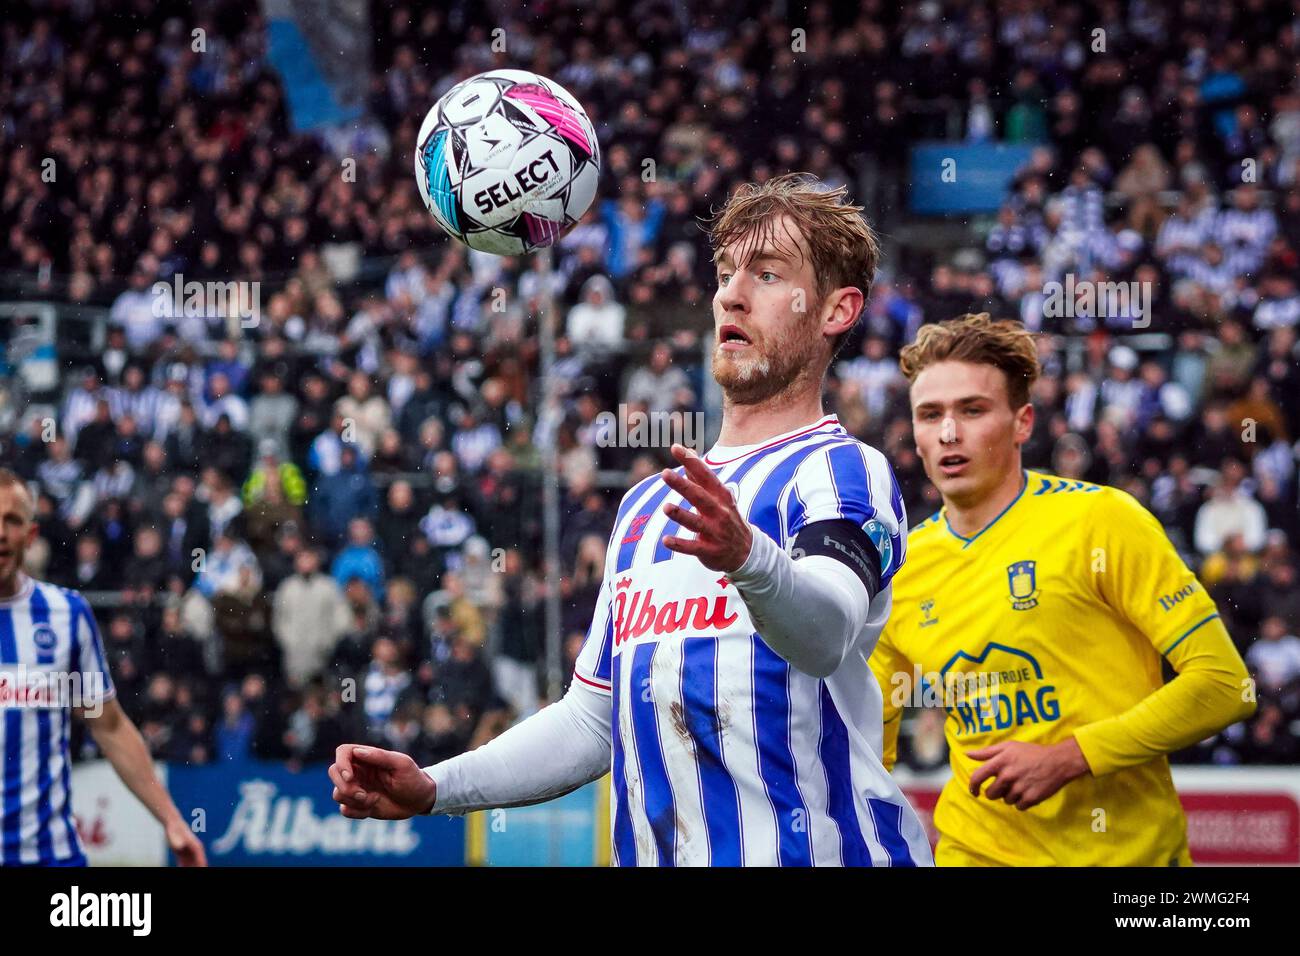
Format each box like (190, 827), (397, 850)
(1072, 721), (1124, 778)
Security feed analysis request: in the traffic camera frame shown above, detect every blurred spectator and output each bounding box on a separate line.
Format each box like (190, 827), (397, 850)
(440, 571), (486, 648)
(331, 517), (386, 602)
(1246, 616), (1300, 694)
(838, 335), (906, 419)
(411, 703), (469, 766)
(310, 444), (377, 545)
(363, 638), (411, 735)
(566, 275), (626, 355)
(335, 372), (392, 459)
(243, 439), (307, 508)
(493, 549), (543, 721)
(153, 604), (209, 681)
(124, 526), (168, 595)
(212, 561), (276, 682)
(194, 530), (259, 599)
(159, 491), (209, 583)
(377, 479), (425, 573)
(625, 342), (690, 415)
(216, 690), (257, 762)
(273, 547), (351, 690)
(419, 493), (476, 563)
(428, 633), (496, 723)
(242, 466), (304, 559)
(1194, 460), (1269, 555)
(284, 687), (347, 765)
(248, 370), (299, 456)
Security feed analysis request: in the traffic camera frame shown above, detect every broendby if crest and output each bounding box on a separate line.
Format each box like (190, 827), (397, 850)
(1007, 560), (1041, 611)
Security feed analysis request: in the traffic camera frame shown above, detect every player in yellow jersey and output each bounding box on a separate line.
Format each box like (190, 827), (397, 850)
(870, 313), (1256, 866)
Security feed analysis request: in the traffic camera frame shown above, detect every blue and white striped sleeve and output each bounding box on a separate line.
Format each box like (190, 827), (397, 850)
(573, 575), (614, 695)
(785, 442), (906, 587)
(69, 592), (115, 706)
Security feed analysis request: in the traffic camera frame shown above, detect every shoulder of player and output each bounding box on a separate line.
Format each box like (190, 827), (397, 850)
(901, 472), (1114, 546)
(601, 470), (668, 556)
(48, 580), (90, 611)
(907, 510), (946, 540)
(18, 578), (88, 615)
(1019, 470), (1111, 511)
(1019, 473), (1175, 548)
(1021, 473), (1165, 537)
(614, 470), (662, 514)
(787, 434), (891, 482)
(891, 511), (947, 590)
(1086, 481), (1164, 528)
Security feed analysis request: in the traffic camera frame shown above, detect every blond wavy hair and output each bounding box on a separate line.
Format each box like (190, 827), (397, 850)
(898, 313), (1040, 408)
(706, 173), (879, 358)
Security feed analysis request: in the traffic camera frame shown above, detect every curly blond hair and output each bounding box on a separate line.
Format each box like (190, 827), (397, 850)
(898, 313), (1040, 408)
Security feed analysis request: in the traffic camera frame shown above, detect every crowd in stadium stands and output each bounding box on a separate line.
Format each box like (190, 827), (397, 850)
(1, 0), (1299, 770)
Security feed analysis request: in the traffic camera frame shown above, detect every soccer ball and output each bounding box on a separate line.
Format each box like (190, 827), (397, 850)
(415, 69), (601, 255)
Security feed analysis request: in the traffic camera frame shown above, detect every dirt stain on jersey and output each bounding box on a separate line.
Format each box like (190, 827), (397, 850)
(669, 700), (692, 743)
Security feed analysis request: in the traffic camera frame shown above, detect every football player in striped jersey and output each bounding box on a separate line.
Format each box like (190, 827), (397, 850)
(331, 174), (932, 866)
(0, 468), (204, 866)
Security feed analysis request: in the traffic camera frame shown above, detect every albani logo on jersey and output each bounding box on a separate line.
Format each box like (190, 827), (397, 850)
(612, 572), (745, 647)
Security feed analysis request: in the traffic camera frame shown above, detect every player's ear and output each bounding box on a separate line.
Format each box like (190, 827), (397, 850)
(1013, 400), (1035, 445)
(822, 286), (863, 336)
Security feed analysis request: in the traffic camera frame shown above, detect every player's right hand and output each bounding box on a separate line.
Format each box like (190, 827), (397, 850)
(329, 744), (437, 820)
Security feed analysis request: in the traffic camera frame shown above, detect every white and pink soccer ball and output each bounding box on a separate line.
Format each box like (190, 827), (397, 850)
(415, 69), (601, 255)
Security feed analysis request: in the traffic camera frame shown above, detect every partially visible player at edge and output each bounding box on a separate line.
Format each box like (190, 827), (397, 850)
(870, 314), (1255, 866)
(0, 469), (205, 866)
(330, 173), (933, 866)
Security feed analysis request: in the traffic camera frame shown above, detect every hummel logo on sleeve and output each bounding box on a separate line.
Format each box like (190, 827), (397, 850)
(793, 518), (883, 601)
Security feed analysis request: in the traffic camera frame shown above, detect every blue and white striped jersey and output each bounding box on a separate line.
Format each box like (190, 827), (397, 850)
(0, 576), (115, 866)
(574, 415), (933, 866)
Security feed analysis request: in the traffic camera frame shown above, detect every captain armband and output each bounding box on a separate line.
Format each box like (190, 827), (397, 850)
(792, 518), (883, 602)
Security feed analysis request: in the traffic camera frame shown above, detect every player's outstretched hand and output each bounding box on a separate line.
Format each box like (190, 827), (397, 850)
(660, 442), (753, 573)
(966, 738), (1091, 810)
(329, 744), (437, 820)
(166, 819), (208, 866)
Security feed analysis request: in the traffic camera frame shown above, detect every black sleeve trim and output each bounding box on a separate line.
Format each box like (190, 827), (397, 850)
(793, 518), (882, 602)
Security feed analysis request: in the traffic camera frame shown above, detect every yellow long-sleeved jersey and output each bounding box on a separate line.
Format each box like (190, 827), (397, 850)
(871, 471), (1256, 866)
